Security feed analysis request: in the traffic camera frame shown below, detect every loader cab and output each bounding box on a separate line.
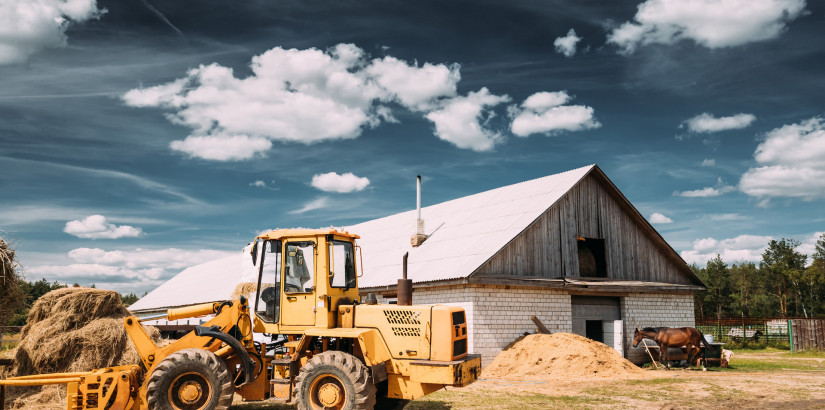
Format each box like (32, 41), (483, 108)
(250, 229), (362, 334)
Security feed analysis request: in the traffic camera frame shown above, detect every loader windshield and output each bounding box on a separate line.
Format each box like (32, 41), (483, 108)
(329, 240), (356, 289)
(255, 239), (281, 323)
(285, 241), (315, 293)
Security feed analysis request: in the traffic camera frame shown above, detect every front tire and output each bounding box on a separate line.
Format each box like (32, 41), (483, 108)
(293, 351), (376, 410)
(146, 348), (234, 410)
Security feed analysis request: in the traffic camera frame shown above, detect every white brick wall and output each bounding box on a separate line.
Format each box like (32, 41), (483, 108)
(369, 285), (571, 365)
(621, 293), (695, 363)
(366, 287), (695, 365)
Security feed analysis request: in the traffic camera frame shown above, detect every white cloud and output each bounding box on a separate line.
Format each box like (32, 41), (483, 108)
(554, 29), (582, 57)
(123, 44), (467, 160)
(366, 57), (460, 111)
(799, 232), (824, 259)
(677, 177), (736, 197)
(680, 234), (774, 265)
(289, 197), (330, 214)
(311, 172), (370, 193)
(701, 159), (716, 167)
(607, 0), (806, 54)
(425, 88), (510, 151)
(170, 135), (273, 161)
(27, 247), (235, 288)
(250, 180), (266, 188)
(649, 212), (673, 223)
(64, 215), (143, 239)
(683, 113), (756, 133)
(0, 0), (105, 65)
(740, 117), (825, 199)
(509, 91), (600, 137)
(677, 186), (735, 197)
(709, 213), (746, 221)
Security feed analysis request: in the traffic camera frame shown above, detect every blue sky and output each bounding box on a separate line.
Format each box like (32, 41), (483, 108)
(1, 0), (823, 294)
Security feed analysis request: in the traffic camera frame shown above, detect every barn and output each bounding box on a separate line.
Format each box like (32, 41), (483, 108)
(347, 164), (704, 364)
(130, 164), (704, 364)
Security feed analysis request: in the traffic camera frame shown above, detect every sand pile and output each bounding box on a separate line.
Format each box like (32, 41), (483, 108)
(483, 333), (643, 380)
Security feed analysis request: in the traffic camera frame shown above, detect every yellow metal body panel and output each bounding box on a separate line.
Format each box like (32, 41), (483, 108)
(386, 374), (444, 400)
(429, 305), (468, 361)
(281, 292), (316, 326)
(354, 304), (432, 360)
(165, 302), (219, 321)
(409, 355), (481, 386)
(302, 328), (392, 367)
(255, 228), (359, 241)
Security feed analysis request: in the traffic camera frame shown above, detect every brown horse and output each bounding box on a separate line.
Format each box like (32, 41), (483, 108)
(632, 327), (713, 369)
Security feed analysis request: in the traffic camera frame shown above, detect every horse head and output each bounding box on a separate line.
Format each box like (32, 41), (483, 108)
(632, 328), (643, 347)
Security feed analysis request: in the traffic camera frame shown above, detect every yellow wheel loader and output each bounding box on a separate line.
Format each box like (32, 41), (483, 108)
(0, 228), (481, 409)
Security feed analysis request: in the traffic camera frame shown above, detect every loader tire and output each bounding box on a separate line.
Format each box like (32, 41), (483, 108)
(293, 351), (376, 410)
(146, 348), (234, 410)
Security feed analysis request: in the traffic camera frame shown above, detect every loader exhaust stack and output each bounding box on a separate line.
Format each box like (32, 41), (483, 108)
(398, 252), (412, 306)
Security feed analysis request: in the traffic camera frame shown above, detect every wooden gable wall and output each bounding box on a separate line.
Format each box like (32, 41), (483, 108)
(473, 169), (698, 285)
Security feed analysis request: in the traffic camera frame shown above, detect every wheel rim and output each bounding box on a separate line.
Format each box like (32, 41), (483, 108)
(168, 372), (211, 410)
(309, 374), (346, 409)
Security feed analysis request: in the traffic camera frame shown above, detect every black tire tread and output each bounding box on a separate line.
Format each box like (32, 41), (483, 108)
(146, 348), (234, 410)
(293, 350), (377, 410)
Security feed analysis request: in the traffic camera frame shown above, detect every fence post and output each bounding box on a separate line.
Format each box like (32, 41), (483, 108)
(788, 319), (794, 352)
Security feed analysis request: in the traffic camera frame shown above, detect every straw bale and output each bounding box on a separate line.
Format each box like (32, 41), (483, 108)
(0, 238), (24, 326)
(231, 282), (259, 299)
(6, 287), (162, 408)
(13, 288), (156, 376)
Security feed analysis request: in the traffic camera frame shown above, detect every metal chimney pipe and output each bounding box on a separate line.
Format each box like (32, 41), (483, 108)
(416, 175), (422, 221)
(398, 252), (412, 306)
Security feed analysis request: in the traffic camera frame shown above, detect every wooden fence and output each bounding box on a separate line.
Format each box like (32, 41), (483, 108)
(790, 319), (825, 351)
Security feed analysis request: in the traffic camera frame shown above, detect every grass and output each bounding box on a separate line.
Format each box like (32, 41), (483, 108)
(1, 332), (20, 352)
(231, 390), (617, 410)
(411, 390), (616, 409)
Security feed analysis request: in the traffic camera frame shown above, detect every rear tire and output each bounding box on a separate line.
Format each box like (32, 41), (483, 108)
(293, 351), (376, 410)
(146, 348), (234, 410)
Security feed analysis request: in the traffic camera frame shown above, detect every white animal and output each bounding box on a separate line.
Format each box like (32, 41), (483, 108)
(721, 349), (734, 368)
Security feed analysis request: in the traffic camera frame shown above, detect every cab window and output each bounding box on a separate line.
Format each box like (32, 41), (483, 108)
(285, 241), (315, 293)
(255, 240), (281, 323)
(329, 240), (356, 289)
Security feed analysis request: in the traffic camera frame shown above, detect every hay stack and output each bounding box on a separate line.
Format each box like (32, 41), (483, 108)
(0, 237), (25, 326)
(13, 287), (157, 376)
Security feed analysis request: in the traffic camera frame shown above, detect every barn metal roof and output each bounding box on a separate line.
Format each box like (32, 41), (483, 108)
(130, 164), (596, 312)
(347, 164), (595, 288)
(128, 253), (250, 312)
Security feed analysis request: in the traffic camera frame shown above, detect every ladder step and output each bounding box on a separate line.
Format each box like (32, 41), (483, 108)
(283, 341), (301, 349)
(270, 378), (291, 384)
(271, 358), (292, 366)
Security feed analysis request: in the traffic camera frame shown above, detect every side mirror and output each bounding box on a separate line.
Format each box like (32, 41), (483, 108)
(251, 240), (259, 266)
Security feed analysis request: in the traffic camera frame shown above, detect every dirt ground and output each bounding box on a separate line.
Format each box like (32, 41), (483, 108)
(409, 351), (825, 409)
(229, 350), (825, 409)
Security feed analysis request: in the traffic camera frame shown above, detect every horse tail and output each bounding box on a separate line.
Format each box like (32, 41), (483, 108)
(699, 331), (715, 351)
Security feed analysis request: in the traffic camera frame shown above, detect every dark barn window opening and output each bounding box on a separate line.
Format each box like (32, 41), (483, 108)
(585, 320), (604, 343)
(577, 237), (607, 277)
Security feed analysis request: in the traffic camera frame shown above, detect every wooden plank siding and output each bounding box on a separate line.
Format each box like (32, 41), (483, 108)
(473, 171), (699, 286)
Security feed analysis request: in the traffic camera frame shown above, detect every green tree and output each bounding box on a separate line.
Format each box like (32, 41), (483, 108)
(9, 279), (66, 326)
(760, 239), (807, 317)
(704, 255), (733, 318)
(805, 233), (825, 316)
(121, 292), (139, 307)
(729, 262), (757, 317)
